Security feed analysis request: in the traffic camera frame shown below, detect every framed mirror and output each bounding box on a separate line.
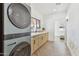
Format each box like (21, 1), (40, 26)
(31, 17), (40, 32)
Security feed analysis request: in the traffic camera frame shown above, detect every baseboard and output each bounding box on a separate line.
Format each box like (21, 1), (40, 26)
(66, 42), (75, 56)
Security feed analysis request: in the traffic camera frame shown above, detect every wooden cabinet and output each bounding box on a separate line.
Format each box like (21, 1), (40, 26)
(38, 34), (43, 47)
(43, 33), (48, 43)
(33, 36), (39, 51)
(31, 32), (48, 54)
(31, 38), (34, 54)
(31, 36), (39, 54)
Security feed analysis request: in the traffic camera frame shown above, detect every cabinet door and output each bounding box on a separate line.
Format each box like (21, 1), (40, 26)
(33, 36), (39, 52)
(43, 33), (48, 44)
(46, 33), (48, 40)
(38, 35), (43, 47)
(45, 33), (48, 42)
(41, 34), (45, 45)
(31, 38), (35, 54)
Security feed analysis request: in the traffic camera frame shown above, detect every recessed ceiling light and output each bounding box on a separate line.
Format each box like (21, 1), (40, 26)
(53, 9), (56, 12)
(56, 3), (61, 5)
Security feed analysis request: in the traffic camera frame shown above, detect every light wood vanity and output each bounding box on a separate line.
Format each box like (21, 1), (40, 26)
(31, 32), (48, 55)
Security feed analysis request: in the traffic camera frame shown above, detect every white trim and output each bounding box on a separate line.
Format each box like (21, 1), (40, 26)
(66, 42), (75, 56)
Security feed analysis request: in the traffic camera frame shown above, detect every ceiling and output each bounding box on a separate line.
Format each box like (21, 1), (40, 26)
(31, 3), (70, 16)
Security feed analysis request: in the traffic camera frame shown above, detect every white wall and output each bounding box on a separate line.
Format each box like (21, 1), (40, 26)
(31, 4), (68, 42)
(44, 12), (66, 41)
(66, 3), (79, 56)
(31, 5), (44, 28)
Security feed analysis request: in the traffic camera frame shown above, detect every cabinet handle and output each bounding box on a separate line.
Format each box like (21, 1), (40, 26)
(34, 40), (35, 44)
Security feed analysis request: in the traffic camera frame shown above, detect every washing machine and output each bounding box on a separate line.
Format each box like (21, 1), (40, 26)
(3, 3), (31, 56)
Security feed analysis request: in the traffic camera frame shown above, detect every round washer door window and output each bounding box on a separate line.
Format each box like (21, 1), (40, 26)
(7, 3), (31, 29)
(9, 42), (31, 56)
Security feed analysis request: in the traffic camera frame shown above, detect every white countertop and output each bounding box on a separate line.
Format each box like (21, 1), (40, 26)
(31, 31), (48, 37)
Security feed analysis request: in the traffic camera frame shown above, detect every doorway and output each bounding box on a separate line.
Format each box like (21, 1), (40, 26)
(54, 21), (66, 42)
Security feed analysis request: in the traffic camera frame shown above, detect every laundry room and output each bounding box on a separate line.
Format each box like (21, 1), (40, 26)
(0, 2), (79, 56)
(0, 3), (31, 56)
(0, 1), (79, 59)
(31, 3), (79, 56)
(31, 3), (71, 56)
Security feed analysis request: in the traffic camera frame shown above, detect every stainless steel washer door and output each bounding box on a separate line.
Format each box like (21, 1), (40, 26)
(9, 42), (31, 56)
(7, 3), (31, 29)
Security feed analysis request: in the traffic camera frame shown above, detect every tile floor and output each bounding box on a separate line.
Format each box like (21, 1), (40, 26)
(32, 40), (71, 56)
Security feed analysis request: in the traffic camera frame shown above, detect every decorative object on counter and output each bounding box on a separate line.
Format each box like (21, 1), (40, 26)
(42, 27), (45, 31)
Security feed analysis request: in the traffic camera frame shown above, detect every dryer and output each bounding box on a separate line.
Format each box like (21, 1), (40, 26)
(3, 3), (31, 56)
(4, 3), (31, 34)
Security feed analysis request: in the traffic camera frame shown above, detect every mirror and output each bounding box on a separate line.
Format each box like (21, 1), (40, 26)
(31, 17), (40, 32)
